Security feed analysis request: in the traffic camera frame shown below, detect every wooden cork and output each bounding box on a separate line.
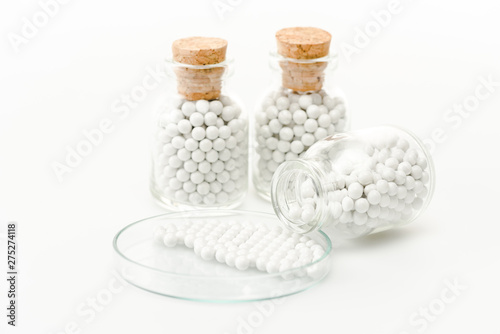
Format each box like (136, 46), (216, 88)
(172, 37), (228, 100)
(276, 27), (331, 92)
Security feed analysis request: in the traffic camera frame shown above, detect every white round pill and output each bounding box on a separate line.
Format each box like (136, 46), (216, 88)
(168, 177), (182, 190)
(189, 112), (204, 127)
(266, 106), (278, 119)
(367, 190), (381, 205)
(357, 171), (373, 186)
(190, 171), (204, 184)
(204, 112), (217, 126)
(217, 171), (230, 183)
(183, 181), (196, 193)
(225, 136), (237, 149)
(171, 136), (185, 149)
(388, 182), (398, 196)
(216, 191), (229, 203)
(165, 123), (179, 137)
(385, 157), (399, 170)
(184, 160), (198, 173)
(209, 100), (223, 115)
(184, 138), (198, 151)
(411, 165), (423, 179)
(382, 168), (396, 181)
(397, 186), (408, 199)
(163, 233), (177, 247)
(197, 182), (210, 195)
(329, 109), (340, 123)
(227, 119), (240, 133)
(342, 196), (354, 211)
(219, 149), (231, 161)
(162, 143), (176, 155)
(222, 180), (236, 193)
(176, 168), (190, 182)
(317, 114), (332, 128)
(219, 126), (231, 139)
(293, 125), (305, 137)
(298, 95), (313, 109)
(181, 101), (196, 117)
(376, 179), (389, 193)
(196, 100), (210, 114)
(279, 127), (294, 141)
(290, 141), (304, 154)
(354, 198), (369, 213)
(168, 156), (182, 168)
(293, 109), (307, 125)
(269, 119), (282, 134)
(397, 138), (410, 151)
(198, 161), (211, 174)
(205, 171), (216, 182)
(398, 161), (412, 175)
(301, 206), (315, 223)
(191, 149), (205, 163)
(212, 138), (226, 151)
(176, 148), (191, 161)
(199, 139), (213, 152)
(206, 126), (219, 140)
(235, 256), (250, 271)
(301, 133), (315, 147)
(278, 110), (292, 125)
(272, 150), (285, 163)
(348, 182), (364, 200)
(314, 128), (328, 141)
(189, 193), (202, 204)
(306, 105), (320, 119)
(210, 181), (222, 194)
(276, 96), (290, 111)
(222, 106), (236, 122)
(277, 140), (291, 153)
(205, 150), (219, 163)
(304, 119), (318, 133)
(177, 119), (192, 134)
(174, 190), (188, 202)
(211, 160), (224, 174)
(367, 205), (381, 218)
(192, 127), (206, 141)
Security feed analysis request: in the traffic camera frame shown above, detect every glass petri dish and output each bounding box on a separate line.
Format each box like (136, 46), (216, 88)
(113, 210), (332, 302)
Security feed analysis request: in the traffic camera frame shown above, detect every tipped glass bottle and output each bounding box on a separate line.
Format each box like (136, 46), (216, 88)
(151, 37), (248, 210)
(271, 126), (435, 239)
(252, 27), (349, 200)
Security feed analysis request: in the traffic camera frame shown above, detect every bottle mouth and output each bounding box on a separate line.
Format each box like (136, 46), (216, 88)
(271, 160), (328, 234)
(268, 52), (338, 68)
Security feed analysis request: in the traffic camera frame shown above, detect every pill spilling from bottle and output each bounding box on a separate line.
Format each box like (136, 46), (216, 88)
(272, 127), (434, 238)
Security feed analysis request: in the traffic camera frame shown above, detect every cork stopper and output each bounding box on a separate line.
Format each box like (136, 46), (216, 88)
(276, 27), (331, 92)
(172, 37), (228, 100)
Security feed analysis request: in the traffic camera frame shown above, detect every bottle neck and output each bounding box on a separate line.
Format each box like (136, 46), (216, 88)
(271, 159), (330, 234)
(269, 52), (338, 93)
(167, 59), (232, 101)
(279, 60), (327, 92)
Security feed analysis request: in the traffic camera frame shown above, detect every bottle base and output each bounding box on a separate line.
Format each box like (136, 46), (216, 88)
(150, 185), (247, 211)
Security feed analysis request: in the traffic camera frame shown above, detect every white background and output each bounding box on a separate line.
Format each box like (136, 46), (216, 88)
(1, 0), (499, 333)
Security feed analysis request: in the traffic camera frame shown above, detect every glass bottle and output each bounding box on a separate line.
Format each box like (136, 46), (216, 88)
(151, 37), (248, 210)
(271, 126), (435, 239)
(252, 27), (349, 200)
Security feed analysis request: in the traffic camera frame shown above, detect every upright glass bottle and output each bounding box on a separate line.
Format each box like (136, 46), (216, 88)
(253, 27), (349, 200)
(151, 37), (248, 210)
(271, 126), (435, 239)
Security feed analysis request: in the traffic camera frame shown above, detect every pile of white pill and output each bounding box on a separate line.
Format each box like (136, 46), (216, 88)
(286, 135), (431, 237)
(152, 96), (248, 206)
(254, 89), (347, 186)
(153, 219), (327, 277)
